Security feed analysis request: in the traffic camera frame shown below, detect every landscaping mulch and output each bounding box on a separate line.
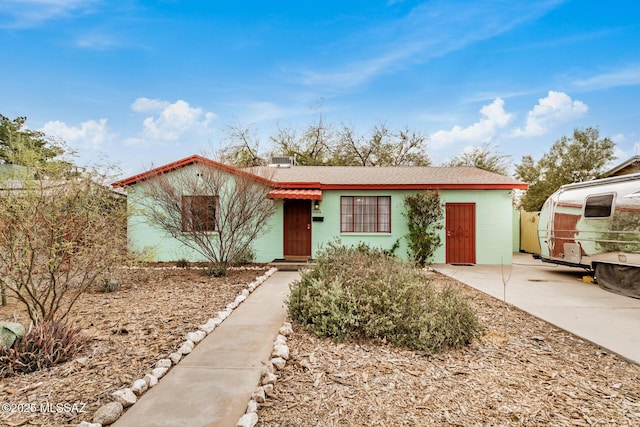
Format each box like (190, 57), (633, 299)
(0, 265), (267, 426)
(257, 272), (640, 426)
(1, 268), (639, 426)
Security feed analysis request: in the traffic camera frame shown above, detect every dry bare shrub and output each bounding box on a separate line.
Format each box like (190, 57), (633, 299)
(0, 164), (127, 323)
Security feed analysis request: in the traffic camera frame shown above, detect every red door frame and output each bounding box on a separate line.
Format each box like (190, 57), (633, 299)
(445, 203), (476, 264)
(283, 199), (312, 260)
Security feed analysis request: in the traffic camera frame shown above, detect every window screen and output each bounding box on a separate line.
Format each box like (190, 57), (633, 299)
(182, 195), (218, 231)
(340, 196), (391, 232)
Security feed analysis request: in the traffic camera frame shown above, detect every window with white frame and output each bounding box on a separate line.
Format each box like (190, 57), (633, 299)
(340, 196), (391, 232)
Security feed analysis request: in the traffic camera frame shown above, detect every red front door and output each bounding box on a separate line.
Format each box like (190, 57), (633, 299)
(284, 199), (311, 260)
(446, 203), (476, 264)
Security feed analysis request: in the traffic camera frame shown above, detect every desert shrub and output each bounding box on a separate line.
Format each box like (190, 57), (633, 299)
(288, 241), (481, 353)
(101, 278), (119, 293)
(0, 320), (86, 378)
(176, 258), (190, 268)
(202, 264), (227, 277)
(232, 247), (255, 265)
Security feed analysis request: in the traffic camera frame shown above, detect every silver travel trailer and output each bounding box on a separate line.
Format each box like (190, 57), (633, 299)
(537, 172), (640, 298)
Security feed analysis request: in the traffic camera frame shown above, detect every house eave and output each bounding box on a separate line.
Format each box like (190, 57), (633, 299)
(274, 183), (528, 190)
(112, 155), (272, 187)
(113, 154), (529, 191)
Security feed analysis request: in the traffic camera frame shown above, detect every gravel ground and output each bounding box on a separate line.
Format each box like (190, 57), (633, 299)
(1, 267), (639, 426)
(0, 265), (266, 426)
(257, 272), (640, 426)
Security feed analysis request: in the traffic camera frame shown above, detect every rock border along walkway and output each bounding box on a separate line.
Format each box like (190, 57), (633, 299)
(76, 267), (299, 427)
(236, 321), (293, 427)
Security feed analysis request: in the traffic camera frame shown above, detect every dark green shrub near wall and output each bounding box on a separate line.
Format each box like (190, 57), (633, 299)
(288, 241), (482, 353)
(403, 190), (444, 266)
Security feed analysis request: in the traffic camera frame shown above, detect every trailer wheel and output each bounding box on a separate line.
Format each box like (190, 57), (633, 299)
(594, 263), (640, 298)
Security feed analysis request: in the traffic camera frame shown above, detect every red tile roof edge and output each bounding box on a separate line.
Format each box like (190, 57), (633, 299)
(267, 189), (323, 200)
(112, 155), (272, 187)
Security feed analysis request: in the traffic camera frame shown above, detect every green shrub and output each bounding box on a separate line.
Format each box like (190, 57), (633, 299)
(232, 247), (255, 265)
(102, 278), (119, 293)
(403, 191), (444, 266)
(0, 320), (86, 378)
(288, 240), (481, 353)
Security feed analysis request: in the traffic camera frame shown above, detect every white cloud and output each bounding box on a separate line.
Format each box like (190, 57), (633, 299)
(511, 91), (588, 137)
(122, 137), (147, 146)
(289, 1), (562, 91)
(610, 133), (626, 143)
(612, 145), (627, 163)
(130, 97), (170, 113)
(0, 0), (99, 29)
(574, 65), (640, 91)
(41, 118), (110, 149)
(429, 98), (514, 149)
(130, 98), (217, 143)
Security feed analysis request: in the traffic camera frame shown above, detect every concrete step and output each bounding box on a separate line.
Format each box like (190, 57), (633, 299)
(268, 260), (316, 271)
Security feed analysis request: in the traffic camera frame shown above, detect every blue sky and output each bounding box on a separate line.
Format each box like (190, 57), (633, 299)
(1, 0), (639, 177)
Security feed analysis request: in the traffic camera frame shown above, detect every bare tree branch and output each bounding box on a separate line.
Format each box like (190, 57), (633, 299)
(138, 162), (277, 273)
(0, 166), (128, 323)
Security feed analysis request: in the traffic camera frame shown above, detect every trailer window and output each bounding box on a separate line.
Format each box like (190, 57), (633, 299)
(584, 194), (614, 218)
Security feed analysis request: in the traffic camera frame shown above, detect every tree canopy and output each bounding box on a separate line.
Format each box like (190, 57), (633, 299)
(218, 122), (262, 167)
(220, 118), (431, 167)
(445, 143), (510, 175)
(0, 115), (63, 166)
(270, 121), (431, 166)
(515, 127), (615, 211)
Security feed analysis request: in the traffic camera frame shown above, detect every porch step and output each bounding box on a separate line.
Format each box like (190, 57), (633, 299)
(268, 260), (317, 271)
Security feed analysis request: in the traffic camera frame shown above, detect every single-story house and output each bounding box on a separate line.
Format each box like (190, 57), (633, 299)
(114, 155), (528, 264)
(603, 155), (640, 177)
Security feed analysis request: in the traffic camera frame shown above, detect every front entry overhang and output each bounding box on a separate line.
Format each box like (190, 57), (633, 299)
(267, 189), (322, 200)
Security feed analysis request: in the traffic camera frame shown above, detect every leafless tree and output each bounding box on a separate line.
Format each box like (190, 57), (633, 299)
(271, 121), (431, 166)
(139, 161), (277, 274)
(445, 143), (511, 175)
(0, 165), (127, 323)
(219, 121), (263, 167)
(336, 124), (431, 166)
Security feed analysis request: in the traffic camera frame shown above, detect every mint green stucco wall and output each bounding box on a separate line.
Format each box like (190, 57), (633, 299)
(436, 190), (515, 264)
(127, 183), (212, 262)
(262, 189), (515, 264)
(126, 173), (516, 264)
(310, 190), (408, 258)
(251, 199), (283, 262)
(126, 164), (280, 263)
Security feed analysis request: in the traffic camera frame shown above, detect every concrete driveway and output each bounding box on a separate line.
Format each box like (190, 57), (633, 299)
(433, 253), (640, 365)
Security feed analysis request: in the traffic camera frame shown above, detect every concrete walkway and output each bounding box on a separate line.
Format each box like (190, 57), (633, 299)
(433, 253), (640, 365)
(113, 270), (300, 427)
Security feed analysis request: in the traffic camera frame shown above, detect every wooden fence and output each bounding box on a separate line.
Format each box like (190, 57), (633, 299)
(519, 211), (540, 254)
